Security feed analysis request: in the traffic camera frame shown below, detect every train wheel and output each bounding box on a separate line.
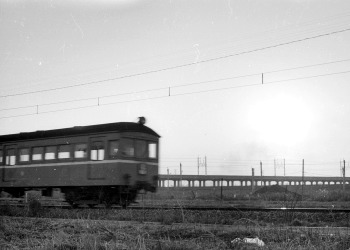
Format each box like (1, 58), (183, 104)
(121, 200), (130, 209)
(119, 193), (133, 208)
(64, 189), (79, 208)
(98, 187), (114, 208)
(104, 200), (113, 209)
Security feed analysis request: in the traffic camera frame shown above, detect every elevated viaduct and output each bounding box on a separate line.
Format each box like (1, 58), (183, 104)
(158, 175), (350, 188)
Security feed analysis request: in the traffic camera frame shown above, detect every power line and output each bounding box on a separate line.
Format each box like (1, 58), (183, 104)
(1, 58), (350, 113)
(264, 58), (350, 75)
(1, 69), (350, 119)
(2, 9), (349, 94)
(1, 28), (350, 98)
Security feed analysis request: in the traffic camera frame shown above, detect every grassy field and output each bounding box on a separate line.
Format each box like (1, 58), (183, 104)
(2, 200), (350, 249)
(2, 185), (350, 249)
(2, 214), (350, 249)
(142, 185), (350, 209)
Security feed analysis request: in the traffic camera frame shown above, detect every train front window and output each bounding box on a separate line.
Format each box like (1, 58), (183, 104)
(19, 148), (30, 162)
(136, 140), (147, 158)
(74, 144), (87, 158)
(45, 146), (57, 160)
(58, 145), (71, 159)
(0, 150), (3, 164)
(91, 141), (104, 161)
(32, 147), (43, 161)
(148, 142), (157, 159)
(5, 148), (16, 165)
(109, 140), (119, 158)
(121, 138), (134, 157)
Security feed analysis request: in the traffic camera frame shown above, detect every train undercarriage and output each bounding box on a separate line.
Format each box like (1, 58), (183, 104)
(61, 186), (137, 208)
(2, 182), (156, 208)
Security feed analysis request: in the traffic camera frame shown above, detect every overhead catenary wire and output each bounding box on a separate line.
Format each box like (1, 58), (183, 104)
(2, 8), (350, 93)
(1, 69), (350, 119)
(1, 57), (350, 113)
(1, 27), (350, 99)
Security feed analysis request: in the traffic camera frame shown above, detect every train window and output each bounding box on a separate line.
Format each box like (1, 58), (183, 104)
(32, 147), (44, 161)
(19, 148), (30, 162)
(135, 140), (147, 158)
(58, 145), (71, 159)
(109, 140), (119, 158)
(5, 148), (16, 165)
(74, 143), (87, 158)
(148, 142), (157, 159)
(121, 138), (134, 157)
(91, 141), (104, 161)
(0, 150), (3, 164)
(45, 146), (57, 160)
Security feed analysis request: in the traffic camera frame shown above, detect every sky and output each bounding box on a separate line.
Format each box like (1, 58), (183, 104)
(1, 0), (350, 177)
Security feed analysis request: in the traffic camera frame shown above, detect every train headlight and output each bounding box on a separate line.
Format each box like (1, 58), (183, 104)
(138, 163), (147, 175)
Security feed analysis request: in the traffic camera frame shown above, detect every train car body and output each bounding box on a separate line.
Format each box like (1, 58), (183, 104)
(0, 119), (160, 207)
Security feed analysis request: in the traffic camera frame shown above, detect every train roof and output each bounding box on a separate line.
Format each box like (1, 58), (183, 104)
(0, 122), (160, 142)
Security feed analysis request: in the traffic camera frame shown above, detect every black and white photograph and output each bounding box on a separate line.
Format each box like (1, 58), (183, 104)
(1, 0), (350, 249)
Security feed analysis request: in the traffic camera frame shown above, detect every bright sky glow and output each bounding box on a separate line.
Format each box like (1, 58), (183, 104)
(1, 0), (350, 177)
(247, 93), (313, 147)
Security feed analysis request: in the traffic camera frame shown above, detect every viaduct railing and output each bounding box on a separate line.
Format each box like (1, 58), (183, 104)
(158, 175), (350, 188)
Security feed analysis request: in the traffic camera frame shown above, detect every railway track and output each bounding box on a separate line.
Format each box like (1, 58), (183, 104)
(1, 199), (350, 213)
(2, 215), (350, 238)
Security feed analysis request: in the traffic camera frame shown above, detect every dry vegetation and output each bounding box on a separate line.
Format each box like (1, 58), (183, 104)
(2, 186), (350, 249)
(2, 215), (350, 250)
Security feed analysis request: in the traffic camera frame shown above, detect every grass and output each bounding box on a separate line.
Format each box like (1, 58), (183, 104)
(2, 203), (350, 227)
(2, 216), (350, 249)
(143, 185), (350, 209)
(0, 217), (234, 249)
(2, 186), (350, 249)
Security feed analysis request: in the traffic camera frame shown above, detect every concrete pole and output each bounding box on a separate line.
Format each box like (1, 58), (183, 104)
(343, 159), (346, 193)
(252, 168), (255, 193)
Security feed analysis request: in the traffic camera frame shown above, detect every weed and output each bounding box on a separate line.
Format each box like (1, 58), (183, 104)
(0, 202), (12, 216)
(27, 199), (42, 217)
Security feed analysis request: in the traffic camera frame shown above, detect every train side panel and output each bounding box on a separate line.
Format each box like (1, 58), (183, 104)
(1, 130), (159, 194)
(1, 161), (158, 189)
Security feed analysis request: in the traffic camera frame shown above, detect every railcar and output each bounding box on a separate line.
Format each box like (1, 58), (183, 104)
(0, 117), (160, 207)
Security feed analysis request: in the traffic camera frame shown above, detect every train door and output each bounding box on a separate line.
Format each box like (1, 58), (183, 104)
(87, 137), (106, 180)
(3, 144), (17, 182)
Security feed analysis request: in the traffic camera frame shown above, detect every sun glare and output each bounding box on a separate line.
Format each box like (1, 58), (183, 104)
(247, 94), (313, 147)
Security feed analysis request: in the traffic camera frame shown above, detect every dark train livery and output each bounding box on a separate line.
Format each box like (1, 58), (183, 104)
(0, 118), (160, 207)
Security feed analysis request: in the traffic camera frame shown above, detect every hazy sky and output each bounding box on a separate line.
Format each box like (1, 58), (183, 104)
(1, 0), (350, 176)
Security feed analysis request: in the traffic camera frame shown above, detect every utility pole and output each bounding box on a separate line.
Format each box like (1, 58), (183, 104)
(167, 168), (169, 187)
(220, 178), (223, 201)
(197, 157), (200, 175)
(343, 159), (346, 193)
(284, 159), (286, 176)
(260, 161), (263, 187)
(260, 161), (265, 186)
(274, 159), (276, 176)
(205, 156), (207, 175)
(180, 163), (182, 187)
(251, 168), (255, 193)
(301, 159), (304, 201)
